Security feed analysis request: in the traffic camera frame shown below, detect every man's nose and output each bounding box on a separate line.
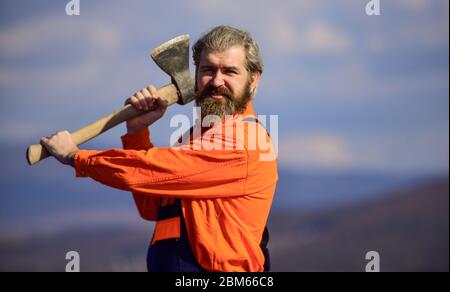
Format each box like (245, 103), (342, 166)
(211, 71), (225, 87)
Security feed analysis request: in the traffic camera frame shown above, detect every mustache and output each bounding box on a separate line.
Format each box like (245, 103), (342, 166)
(196, 85), (233, 101)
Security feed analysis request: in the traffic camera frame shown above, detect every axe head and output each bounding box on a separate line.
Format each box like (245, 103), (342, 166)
(151, 35), (195, 105)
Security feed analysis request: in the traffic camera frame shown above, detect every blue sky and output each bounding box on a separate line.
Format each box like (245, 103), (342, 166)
(0, 0), (448, 175)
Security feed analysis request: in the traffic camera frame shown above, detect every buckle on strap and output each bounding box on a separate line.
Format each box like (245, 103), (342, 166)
(152, 216), (181, 245)
(152, 199), (182, 244)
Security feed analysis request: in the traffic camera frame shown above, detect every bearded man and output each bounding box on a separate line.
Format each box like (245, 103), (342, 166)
(41, 25), (278, 272)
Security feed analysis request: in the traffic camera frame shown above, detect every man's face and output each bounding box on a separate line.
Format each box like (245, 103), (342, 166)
(195, 45), (260, 119)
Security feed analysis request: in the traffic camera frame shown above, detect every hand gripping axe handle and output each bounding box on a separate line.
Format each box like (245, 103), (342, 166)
(27, 35), (195, 166)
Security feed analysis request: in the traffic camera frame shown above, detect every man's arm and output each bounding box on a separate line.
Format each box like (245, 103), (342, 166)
(40, 131), (79, 167)
(121, 127), (160, 221)
(72, 137), (249, 199)
(41, 85), (167, 166)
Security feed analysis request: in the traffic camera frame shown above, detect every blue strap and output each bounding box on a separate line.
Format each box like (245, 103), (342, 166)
(242, 116), (259, 124)
(156, 199), (182, 221)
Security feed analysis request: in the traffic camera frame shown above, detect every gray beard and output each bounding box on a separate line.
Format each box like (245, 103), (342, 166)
(195, 83), (252, 119)
(196, 96), (236, 119)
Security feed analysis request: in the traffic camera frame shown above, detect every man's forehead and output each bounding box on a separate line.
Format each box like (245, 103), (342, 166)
(200, 45), (246, 68)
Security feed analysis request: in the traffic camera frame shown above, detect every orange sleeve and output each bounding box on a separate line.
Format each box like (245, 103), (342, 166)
(73, 132), (248, 199)
(120, 128), (160, 221)
(120, 127), (153, 150)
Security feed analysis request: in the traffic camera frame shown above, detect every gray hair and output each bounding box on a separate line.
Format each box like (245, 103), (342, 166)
(192, 25), (264, 76)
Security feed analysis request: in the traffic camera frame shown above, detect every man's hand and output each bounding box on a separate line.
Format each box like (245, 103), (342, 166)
(125, 86), (169, 134)
(40, 131), (80, 166)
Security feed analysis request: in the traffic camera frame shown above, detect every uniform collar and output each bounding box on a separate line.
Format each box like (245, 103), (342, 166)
(241, 101), (256, 117)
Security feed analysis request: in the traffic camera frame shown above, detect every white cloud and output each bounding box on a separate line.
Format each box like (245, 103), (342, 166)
(397, 22), (449, 50)
(0, 12), (125, 94)
(397, 0), (430, 13)
(188, 0), (351, 56)
(0, 10), (155, 106)
(302, 22), (353, 53)
(263, 58), (373, 103)
(366, 34), (386, 53)
(267, 20), (354, 56)
(267, 18), (300, 54)
(190, 0), (317, 20)
(0, 14), (121, 58)
(278, 128), (450, 174)
(386, 0), (449, 50)
(279, 134), (353, 170)
(351, 128), (450, 174)
(0, 59), (100, 89)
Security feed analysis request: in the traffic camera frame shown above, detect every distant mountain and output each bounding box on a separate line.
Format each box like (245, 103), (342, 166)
(1, 143), (448, 271)
(1, 143), (427, 233)
(0, 225), (151, 272)
(0, 177), (447, 272)
(273, 168), (431, 210)
(268, 178), (449, 272)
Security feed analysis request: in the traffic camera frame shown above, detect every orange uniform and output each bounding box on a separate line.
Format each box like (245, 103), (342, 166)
(73, 103), (278, 272)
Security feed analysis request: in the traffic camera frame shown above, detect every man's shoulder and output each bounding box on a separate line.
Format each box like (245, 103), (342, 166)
(222, 116), (276, 160)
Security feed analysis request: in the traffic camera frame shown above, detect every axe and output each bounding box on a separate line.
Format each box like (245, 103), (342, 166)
(27, 35), (195, 166)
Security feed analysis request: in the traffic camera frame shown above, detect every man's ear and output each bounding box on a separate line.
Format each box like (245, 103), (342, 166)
(250, 72), (261, 98)
(194, 67), (200, 92)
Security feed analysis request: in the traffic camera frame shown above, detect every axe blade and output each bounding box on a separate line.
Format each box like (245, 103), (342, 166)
(151, 35), (195, 105)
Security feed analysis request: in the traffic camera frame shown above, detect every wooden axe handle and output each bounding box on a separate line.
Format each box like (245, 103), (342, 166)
(27, 83), (179, 166)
